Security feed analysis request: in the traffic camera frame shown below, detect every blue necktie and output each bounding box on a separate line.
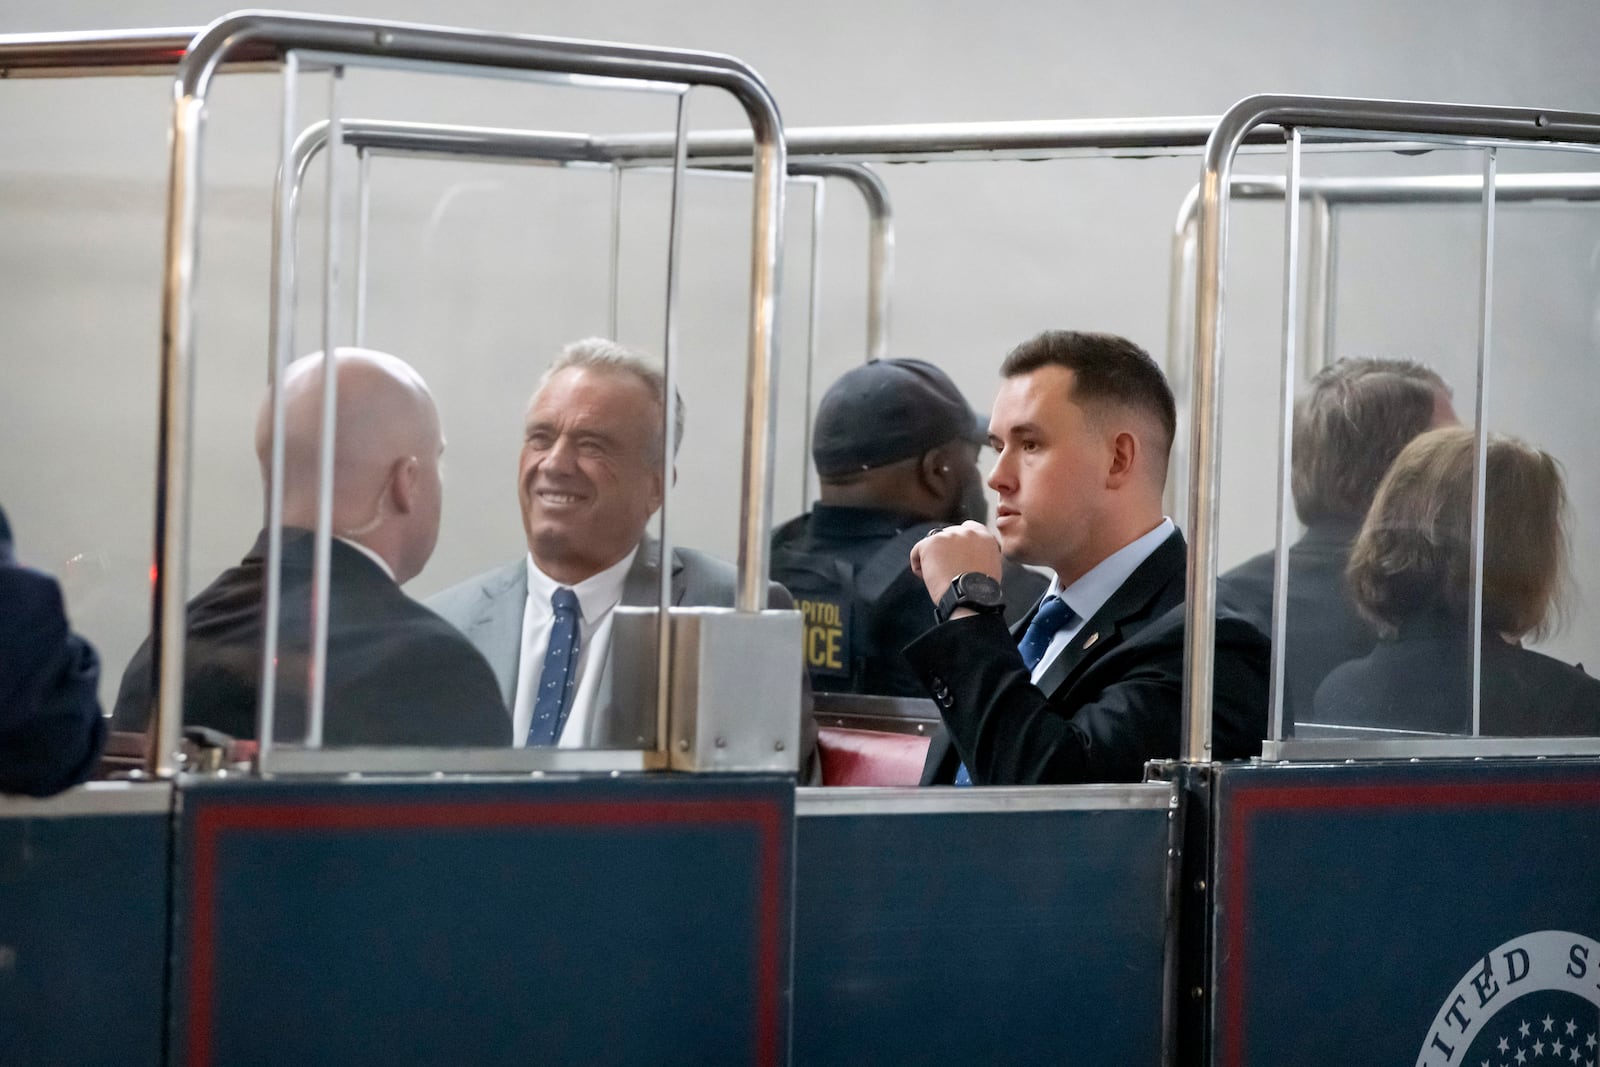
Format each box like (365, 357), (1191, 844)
(526, 587), (582, 747)
(955, 595), (1077, 786)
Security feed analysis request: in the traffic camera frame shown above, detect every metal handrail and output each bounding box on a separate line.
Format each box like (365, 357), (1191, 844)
(785, 161), (893, 361)
(148, 10), (788, 776)
(0, 26), (277, 77)
(600, 116), (1302, 164)
(1181, 93), (1600, 765)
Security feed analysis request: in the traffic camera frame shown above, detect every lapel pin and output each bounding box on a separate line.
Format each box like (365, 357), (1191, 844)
(1081, 631), (1101, 650)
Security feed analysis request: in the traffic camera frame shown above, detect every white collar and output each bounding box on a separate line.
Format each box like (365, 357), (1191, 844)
(336, 536), (396, 582)
(1046, 517), (1174, 624)
(525, 546), (638, 621)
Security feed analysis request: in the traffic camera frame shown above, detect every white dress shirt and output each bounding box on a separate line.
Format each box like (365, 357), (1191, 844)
(1030, 518), (1175, 683)
(511, 547), (638, 748)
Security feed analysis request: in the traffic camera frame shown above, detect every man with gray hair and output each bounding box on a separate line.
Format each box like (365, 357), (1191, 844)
(113, 348), (509, 746)
(1218, 357), (1456, 717)
(430, 338), (795, 751)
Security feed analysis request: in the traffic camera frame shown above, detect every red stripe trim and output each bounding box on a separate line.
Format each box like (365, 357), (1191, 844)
(186, 795), (786, 1067)
(1220, 777), (1600, 1067)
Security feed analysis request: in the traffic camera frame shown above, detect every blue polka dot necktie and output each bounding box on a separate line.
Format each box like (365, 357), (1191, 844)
(955, 595), (1077, 786)
(526, 587), (582, 747)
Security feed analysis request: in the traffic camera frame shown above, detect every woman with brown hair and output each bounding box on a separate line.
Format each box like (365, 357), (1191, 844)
(1312, 426), (1600, 734)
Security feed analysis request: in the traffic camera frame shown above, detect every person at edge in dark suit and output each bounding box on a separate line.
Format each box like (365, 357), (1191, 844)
(905, 330), (1269, 785)
(1217, 358), (1456, 721)
(1315, 427), (1600, 733)
(0, 504), (106, 796)
(770, 357), (1047, 697)
(112, 349), (509, 747)
(429, 339), (809, 767)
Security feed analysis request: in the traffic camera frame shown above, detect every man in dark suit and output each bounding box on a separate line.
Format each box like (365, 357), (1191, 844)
(770, 357), (1046, 697)
(0, 504), (106, 795)
(906, 330), (1269, 785)
(112, 349), (508, 747)
(1217, 358), (1455, 720)
(430, 339), (800, 754)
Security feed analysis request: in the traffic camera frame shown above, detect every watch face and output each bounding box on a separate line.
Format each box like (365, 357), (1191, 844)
(955, 572), (1005, 608)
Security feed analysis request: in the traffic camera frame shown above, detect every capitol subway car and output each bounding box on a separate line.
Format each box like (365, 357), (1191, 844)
(4, 8), (1600, 1066)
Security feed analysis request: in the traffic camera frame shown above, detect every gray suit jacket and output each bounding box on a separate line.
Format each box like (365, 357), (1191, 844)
(428, 541), (799, 751)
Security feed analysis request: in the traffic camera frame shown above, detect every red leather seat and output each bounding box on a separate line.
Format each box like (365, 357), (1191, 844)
(816, 726), (930, 786)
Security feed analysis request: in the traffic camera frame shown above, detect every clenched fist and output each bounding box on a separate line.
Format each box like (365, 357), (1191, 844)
(909, 520), (1004, 607)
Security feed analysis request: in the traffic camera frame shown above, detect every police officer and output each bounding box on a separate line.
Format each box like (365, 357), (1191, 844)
(771, 358), (1047, 695)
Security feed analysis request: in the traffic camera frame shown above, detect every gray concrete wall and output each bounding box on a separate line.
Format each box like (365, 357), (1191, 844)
(2, 0), (1596, 707)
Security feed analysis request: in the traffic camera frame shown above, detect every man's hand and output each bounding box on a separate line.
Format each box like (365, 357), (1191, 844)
(909, 520), (1004, 611)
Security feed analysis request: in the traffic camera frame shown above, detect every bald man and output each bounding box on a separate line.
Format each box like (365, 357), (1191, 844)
(112, 349), (508, 746)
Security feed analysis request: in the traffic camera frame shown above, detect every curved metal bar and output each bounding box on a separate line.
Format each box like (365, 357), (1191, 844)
(154, 11), (787, 774)
(1181, 93), (1600, 766)
(785, 162), (892, 361)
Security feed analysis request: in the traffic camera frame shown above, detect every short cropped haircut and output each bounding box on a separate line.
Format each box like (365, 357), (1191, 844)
(1292, 358), (1448, 525)
(539, 337), (687, 457)
(1000, 330), (1177, 462)
(1347, 427), (1569, 641)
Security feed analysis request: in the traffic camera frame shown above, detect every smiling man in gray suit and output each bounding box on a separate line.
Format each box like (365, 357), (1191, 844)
(429, 338), (797, 753)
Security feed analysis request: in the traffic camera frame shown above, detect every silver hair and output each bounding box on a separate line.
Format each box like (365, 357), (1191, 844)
(538, 337), (686, 457)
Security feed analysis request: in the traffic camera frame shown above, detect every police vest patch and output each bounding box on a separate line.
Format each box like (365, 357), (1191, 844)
(1417, 930), (1600, 1067)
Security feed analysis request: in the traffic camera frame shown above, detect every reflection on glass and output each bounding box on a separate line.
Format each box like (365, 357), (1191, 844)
(1314, 427), (1600, 735)
(1219, 358), (1455, 726)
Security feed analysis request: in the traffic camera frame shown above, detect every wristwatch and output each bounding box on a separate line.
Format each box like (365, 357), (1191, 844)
(935, 572), (1006, 625)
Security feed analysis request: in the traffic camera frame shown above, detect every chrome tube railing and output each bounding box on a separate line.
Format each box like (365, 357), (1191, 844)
(0, 26), (278, 77)
(150, 10), (788, 775)
(602, 116), (1299, 163)
(1182, 93), (1600, 765)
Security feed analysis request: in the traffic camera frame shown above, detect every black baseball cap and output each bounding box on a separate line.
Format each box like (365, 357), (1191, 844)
(811, 358), (988, 477)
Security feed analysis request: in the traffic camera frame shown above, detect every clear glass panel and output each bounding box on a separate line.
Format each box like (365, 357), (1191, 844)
(1209, 135), (1497, 741)
(1258, 139), (1600, 742)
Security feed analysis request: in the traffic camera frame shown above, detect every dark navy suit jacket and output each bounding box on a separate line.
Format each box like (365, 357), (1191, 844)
(1216, 519), (1374, 723)
(911, 530), (1269, 785)
(0, 505), (106, 796)
(1314, 610), (1600, 736)
(113, 528), (509, 747)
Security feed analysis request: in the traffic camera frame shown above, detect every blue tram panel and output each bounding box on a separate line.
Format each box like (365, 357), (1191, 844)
(1211, 759), (1600, 1067)
(171, 775), (793, 1067)
(0, 783), (171, 1067)
(794, 789), (1174, 1065)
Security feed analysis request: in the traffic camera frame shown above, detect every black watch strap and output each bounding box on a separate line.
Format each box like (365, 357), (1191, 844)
(935, 572), (1006, 625)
